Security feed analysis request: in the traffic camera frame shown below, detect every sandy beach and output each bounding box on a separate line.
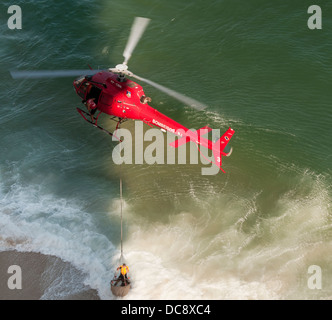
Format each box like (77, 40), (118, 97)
(0, 250), (100, 300)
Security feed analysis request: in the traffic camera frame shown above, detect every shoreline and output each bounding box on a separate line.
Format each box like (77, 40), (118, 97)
(0, 250), (100, 300)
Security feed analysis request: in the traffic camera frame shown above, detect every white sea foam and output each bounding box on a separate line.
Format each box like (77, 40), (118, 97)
(0, 179), (116, 299)
(111, 170), (331, 300)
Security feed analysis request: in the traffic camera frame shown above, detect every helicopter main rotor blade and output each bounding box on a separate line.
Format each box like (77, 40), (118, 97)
(10, 69), (100, 79)
(123, 17), (150, 65)
(131, 74), (207, 110)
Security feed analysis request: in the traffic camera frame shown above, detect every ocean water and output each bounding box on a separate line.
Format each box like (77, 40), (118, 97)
(0, 0), (331, 299)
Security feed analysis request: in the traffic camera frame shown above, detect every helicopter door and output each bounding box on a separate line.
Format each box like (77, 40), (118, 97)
(86, 85), (102, 103)
(98, 92), (114, 112)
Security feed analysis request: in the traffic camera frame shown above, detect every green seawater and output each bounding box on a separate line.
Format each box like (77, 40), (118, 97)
(0, 0), (331, 299)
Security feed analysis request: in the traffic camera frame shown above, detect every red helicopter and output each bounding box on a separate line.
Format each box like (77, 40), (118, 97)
(11, 17), (234, 172)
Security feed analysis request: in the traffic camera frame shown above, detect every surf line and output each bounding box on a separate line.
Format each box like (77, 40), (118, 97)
(121, 304), (155, 318)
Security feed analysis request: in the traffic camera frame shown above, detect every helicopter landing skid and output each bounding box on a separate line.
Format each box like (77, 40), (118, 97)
(76, 108), (122, 141)
(108, 116), (128, 129)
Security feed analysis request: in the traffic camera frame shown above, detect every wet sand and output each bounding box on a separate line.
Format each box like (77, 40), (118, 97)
(0, 250), (100, 300)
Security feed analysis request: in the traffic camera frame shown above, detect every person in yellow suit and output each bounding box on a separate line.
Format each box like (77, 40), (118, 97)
(116, 263), (130, 286)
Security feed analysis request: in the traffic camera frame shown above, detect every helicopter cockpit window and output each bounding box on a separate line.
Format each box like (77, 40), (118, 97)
(74, 76), (84, 88)
(77, 82), (102, 102)
(77, 81), (89, 99)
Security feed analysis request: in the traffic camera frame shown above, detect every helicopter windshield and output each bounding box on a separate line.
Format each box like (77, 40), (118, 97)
(77, 81), (90, 99)
(76, 81), (102, 103)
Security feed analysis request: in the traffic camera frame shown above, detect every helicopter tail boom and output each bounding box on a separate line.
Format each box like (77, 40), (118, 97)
(169, 126), (212, 148)
(170, 126), (234, 172)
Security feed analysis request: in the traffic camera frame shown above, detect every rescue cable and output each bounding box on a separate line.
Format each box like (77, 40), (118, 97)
(120, 177), (124, 263)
